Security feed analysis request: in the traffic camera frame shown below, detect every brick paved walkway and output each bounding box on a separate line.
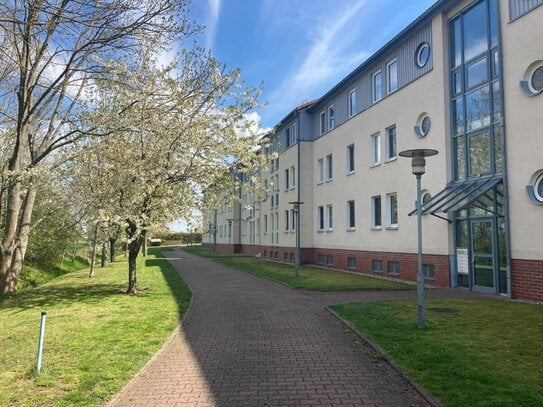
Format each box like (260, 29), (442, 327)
(110, 249), (483, 406)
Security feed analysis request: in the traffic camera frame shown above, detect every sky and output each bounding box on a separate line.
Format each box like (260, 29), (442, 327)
(170, 0), (436, 232)
(188, 0), (437, 129)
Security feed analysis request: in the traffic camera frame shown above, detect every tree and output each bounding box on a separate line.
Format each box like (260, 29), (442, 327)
(78, 47), (265, 293)
(0, 0), (191, 295)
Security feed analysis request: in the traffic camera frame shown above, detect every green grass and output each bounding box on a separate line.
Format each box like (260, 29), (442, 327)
(331, 299), (543, 406)
(18, 257), (90, 291)
(0, 247), (191, 406)
(183, 245), (413, 291)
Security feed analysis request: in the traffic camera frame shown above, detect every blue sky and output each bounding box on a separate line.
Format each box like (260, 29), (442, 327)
(188, 0), (437, 129)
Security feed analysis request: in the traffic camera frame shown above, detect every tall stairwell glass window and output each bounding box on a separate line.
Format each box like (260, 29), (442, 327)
(450, 0), (502, 181)
(349, 89), (357, 117)
(387, 59), (398, 93)
(372, 70), (382, 103)
(328, 105), (335, 130)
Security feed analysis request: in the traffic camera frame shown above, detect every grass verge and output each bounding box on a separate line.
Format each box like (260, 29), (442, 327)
(183, 245), (412, 291)
(330, 299), (543, 406)
(0, 247), (191, 406)
(18, 257), (90, 291)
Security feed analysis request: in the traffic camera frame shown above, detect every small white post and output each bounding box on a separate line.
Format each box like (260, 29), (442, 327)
(36, 311), (47, 373)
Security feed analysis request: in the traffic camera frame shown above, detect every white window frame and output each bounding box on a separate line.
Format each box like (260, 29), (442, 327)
(264, 214), (268, 234)
(286, 127), (291, 147)
(347, 144), (355, 174)
(317, 158), (324, 183)
(347, 200), (356, 230)
(284, 168), (290, 190)
(328, 105), (335, 130)
(290, 209), (296, 231)
(386, 125), (397, 161)
(372, 70), (382, 103)
(348, 89), (357, 117)
(386, 193), (398, 228)
(284, 210), (289, 231)
(317, 206), (324, 231)
(371, 133), (381, 166)
(291, 122), (297, 144)
(387, 59), (398, 93)
(326, 204), (333, 231)
(291, 165), (296, 188)
(326, 154), (333, 181)
(320, 111), (326, 135)
(371, 195), (382, 229)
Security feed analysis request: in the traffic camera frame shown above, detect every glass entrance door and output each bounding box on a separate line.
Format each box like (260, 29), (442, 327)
(470, 219), (496, 293)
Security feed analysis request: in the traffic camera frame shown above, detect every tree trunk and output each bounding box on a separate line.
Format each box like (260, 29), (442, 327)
(0, 179), (23, 296)
(89, 225), (99, 278)
(126, 221), (144, 294)
(101, 242), (107, 268)
(142, 237), (147, 257)
(109, 238), (116, 263)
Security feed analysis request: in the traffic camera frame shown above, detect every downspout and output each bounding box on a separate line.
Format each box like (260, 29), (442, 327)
(296, 110), (302, 264)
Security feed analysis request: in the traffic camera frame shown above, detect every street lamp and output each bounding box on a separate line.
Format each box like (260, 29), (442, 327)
(399, 148), (438, 329)
(288, 200), (304, 279)
(226, 218), (234, 255)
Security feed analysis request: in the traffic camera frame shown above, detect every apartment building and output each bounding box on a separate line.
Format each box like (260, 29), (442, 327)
(203, 0), (543, 302)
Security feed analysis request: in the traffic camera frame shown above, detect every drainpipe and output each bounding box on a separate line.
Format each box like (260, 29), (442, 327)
(296, 110), (302, 264)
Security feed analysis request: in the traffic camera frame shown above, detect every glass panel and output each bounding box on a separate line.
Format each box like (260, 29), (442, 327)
(453, 70), (462, 95)
(489, 0), (498, 49)
(532, 67), (543, 93)
(452, 98), (464, 135)
(466, 57), (487, 89)
(492, 50), (500, 78)
(492, 80), (501, 123)
(466, 85), (491, 132)
(472, 221), (492, 254)
(451, 17), (462, 68)
(474, 257), (494, 287)
(455, 136), (466, 181)
(497, 217), (507, 294)
(457, 218), (468, 247)
(458, 273), (470, 288)
(494, 124), (503, 173)
(463, 1), (488, 62)
(468, 131), (491, 176)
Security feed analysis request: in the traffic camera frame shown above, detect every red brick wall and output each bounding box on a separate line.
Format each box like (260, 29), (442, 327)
(512, 259), (543, 302)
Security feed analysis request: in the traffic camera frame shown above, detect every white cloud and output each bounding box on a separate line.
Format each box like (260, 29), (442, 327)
(206, 0), (223, 51)
(235, 111), (272, 139)
(266, 0), (368, 118)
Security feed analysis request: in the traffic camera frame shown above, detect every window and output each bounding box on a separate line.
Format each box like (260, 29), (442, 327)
(349, 89), (357, 117)
(328, 105), (335, 130)
(387, 261), (400, 275)
(347, 257), (356, 269)
(326, 255), (334, 266)
(326, 154), (333, 180)
(284, 168), (290, 190)
(284, 252), (289, 261)
(318, 254), (325, 264)
(286, 127), (291, 147)
(527, 170), (543, 204)
(371, 133), (381, 165)
(386, 193), (398, 227)
(290, 253), (295, 262)
(291, 166), (296, 188)
(386, 126), (397, 160)
(423, 264), (435, 280)
(320, 111), (326, 134)
(371, 196), (382, 228)
(264, 214), (268, 233)
(290, 209), (296, 230)
(387, 59), (398, 93)
(415, 42), (430, 68)
(372, 70), (382, 102)
(326, 204), (333, 230)
(291, 123), (298, 144)
(284, 210), (289, 231)
(318, 206), (324, 230)
(372, 259), (383, 273)
(521, 61), (543, 96)
(347, 144), (355, 173)
(347, 200), (355, 229)
(415, 113), (431, 137)
(317, 159), (324, 183)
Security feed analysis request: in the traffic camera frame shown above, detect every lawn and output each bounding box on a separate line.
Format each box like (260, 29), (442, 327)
(183, 245), (413, 290)
(330, 299), (543, 406)
(0, 247), (191, 406)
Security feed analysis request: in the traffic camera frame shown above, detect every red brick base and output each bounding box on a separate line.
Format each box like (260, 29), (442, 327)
(512, 258), (543, 302)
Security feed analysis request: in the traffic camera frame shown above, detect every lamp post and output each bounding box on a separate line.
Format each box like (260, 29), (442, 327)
(226, 219), (234, 255)
(399, 148), (438, 329)
(288, 200), (304, 279)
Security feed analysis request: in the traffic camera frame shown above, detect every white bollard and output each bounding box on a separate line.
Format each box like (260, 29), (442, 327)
(36, 311), (46, 373)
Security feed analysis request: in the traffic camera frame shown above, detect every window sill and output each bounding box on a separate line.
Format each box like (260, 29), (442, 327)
(385, 156), (398, 163)
(372, 270), (383, 273)
(326, 178), (334, 183)
(317, 229), (324, 233)
(346, 171), (355, 176)
(370, 162), (381, 168)
(385, 225), (398, 230)
(346, 227), (356, 232)
(371, 226), (382, 231)
(325, 229), (333, 233)
(317, 181), (324, 185)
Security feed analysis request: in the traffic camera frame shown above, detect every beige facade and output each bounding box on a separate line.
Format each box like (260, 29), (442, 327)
(204, 0), (543, 302)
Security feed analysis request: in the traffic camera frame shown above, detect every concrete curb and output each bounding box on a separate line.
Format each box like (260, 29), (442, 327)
(325, 306), (442, 407)
(105, 250), (196, 406)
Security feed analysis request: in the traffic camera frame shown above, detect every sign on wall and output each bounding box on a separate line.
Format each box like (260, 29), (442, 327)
(457, 248), (469, 275)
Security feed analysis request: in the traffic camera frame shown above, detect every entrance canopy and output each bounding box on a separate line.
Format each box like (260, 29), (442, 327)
(409, 176), (503, 219)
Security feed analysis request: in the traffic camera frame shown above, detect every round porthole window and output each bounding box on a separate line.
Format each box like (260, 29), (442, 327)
(414, 113), (431, 137)
(527, 170), (543, 205)
(521, 61), (543, 96)
(415, 42), (430, 68)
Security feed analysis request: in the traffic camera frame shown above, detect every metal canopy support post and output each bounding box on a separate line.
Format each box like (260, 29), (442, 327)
(416, 174), (425, 329)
